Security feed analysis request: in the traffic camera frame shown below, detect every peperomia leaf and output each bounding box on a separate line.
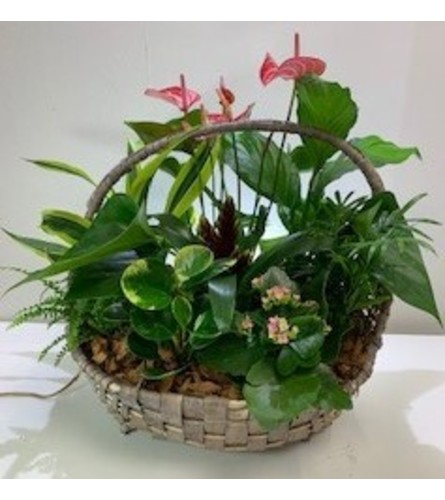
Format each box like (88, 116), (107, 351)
(40, 209), (91, 244)
(121, 258), (174, 311)
(189, 310), (221, 349)
(208, 274), (237, 332)
(171, 296), (193, 330)
(26, 159), (96, 186)
(295, 76), (358, 170)
(130, 308), (176, 341)
(174, 244), (214, 281)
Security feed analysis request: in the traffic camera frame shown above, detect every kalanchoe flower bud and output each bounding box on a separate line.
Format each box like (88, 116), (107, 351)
(261, 286), (301, 310)
(240, 314), (254, 334)
(267, 316), (299, 345)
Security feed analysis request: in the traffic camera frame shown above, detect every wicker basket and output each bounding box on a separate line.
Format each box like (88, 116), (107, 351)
(72, 120), (391, 451)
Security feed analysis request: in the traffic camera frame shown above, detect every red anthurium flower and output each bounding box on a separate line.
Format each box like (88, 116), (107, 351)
(260, 34), (326, 86)
(206, 78), (254, 124)
(144, 74), (201, 113)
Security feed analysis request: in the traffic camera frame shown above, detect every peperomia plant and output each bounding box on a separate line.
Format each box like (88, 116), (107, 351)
(3, 34), (440, 430)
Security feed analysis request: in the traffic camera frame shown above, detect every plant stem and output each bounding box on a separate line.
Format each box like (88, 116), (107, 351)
(266, 82), (297, 218)
(230, 132), (242, 211)
(251, 132), (274, 231)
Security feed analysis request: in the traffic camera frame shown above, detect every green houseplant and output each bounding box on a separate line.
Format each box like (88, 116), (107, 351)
(4, 34), (440, 451)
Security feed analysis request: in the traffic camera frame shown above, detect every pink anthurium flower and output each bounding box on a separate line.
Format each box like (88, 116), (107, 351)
(144, 74), (201, 113)
(206, 77), (254, 124)
(260, 34), (326, 86)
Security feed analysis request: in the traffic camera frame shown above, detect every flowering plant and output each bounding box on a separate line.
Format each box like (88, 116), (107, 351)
(4, 35), (440, 430)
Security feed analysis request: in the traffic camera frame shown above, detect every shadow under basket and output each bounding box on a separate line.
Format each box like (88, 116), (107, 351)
(72, 302), (391, 452)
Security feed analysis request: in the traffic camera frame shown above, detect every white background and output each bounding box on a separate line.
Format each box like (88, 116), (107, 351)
(0, 22), (443, 333)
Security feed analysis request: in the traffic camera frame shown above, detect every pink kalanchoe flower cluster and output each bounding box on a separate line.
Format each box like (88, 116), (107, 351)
(262, 285), (301, 311)
(267, 316), (299, 345)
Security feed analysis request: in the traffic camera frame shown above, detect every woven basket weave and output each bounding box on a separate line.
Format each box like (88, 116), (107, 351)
(72, 120), (391, 451)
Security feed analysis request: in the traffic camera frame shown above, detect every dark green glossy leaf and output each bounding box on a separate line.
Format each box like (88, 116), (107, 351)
(121, 258), (174, 311)
(41, 209), (90, 244)
(295, 76), (358, 169)
(197, 336), (263, 377)
(126, 331), (158, 360)
(223, 132), (300, 208)
(208, 274), (237, 332)
(174, 244), (214, 281)
(291, 316), (326, 338)
(241, 231), (333, 290)
(26, 159), (96, 185)
(151, 213), (199, 249)
(12, 194), (154, 288)
(171, 296), (192, 330)
(130, 308), (177, 341)
(276, 347), (300, 377)
(66, 251), (136, 299)
(190, 310), (220, 349)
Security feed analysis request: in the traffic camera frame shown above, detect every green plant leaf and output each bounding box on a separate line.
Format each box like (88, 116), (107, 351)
(197, 336), (264, 377)
(2, 229), (67, 261)
(151, 213), (199, 249)
(241, 231), (333, 290)
(243, 360), (321, 429)
(189, 310), (221, 349)
(295, 76), (358, 169)
(143, 365), (187, 381)
(121, 258), (174, 311)
(183, 258), (236, 289)
(376, 236), (440, 323)
(317, 370), (352, 411)
(11, 194), (154, 289)
(275, 347), (300, 377)
(26, 159), (96, 186)
(130, 308), (176, 341)
(174, 244), (214, 281)
(171, 296), (192, 329)
(312, 135), (421, 196)
(41, 209), (91, 244)
(166, 139), (221, 218)
(126, 109), (202, 154)
(223, 132), (300, 208)
(66, 251), (136, 299)
(127, 331), (158, 360)
(126, 135), (189, 205)
(208, 274), (237, 332)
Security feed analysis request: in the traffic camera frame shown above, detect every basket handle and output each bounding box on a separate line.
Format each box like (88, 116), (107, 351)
(85, 119), (385, 219)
